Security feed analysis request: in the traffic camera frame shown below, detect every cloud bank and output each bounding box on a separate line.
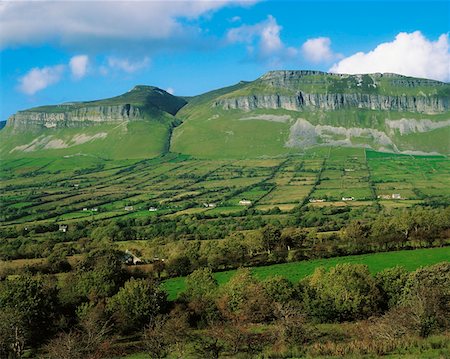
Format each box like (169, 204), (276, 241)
(0, 1), (257, 52)
(330, 31), (450, 82)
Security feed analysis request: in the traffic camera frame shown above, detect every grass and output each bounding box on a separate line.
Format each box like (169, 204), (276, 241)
(161, 246), (450, 300)
(1, 149), (449, 228)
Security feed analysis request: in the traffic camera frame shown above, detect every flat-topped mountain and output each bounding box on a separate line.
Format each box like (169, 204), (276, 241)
(6, 85), (187, 131)
(214, 71), (449, 113)
(1, 71), (449, 159)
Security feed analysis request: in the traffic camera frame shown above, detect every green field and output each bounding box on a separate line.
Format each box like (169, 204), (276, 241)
(1, 148), (449, 228)
(162, 246), (450, 300)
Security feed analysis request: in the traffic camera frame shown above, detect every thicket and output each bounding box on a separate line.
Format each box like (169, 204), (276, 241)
(1, 255), (448, 359)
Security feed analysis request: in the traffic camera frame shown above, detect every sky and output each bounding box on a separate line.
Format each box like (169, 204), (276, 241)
(1, 0), (449, 121)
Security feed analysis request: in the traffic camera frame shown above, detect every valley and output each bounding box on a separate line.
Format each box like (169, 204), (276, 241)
(1, 71), (449, 359)
(1, 147), (448, 229)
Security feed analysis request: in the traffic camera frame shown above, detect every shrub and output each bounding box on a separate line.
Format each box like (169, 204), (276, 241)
(301, 264), (382, 322)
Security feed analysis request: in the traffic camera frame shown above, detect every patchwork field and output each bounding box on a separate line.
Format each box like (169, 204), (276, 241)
(1, 148), (449, 229)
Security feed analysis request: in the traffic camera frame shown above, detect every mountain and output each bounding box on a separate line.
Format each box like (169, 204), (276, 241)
(0, 86), (186, 159)
(1, 71), (449, 160)
(172, 71), (450, 158)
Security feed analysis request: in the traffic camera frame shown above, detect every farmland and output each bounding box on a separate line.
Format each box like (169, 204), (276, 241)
(1, 147), (449, 230)
(162, 246), (450, 300)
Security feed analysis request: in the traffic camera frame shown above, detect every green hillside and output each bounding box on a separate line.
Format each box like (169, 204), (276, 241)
(0, 86), (186, 160)
(2, 71), (449, 160)
(172, 71), (450, 158)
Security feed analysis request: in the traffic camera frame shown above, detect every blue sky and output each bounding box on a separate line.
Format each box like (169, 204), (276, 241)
(1, 0), (449, 121)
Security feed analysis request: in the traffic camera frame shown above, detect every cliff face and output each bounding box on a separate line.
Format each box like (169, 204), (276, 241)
(214, 70), (449, 114)
(214, 92), (448, 113)
(7, 104), (143, 130)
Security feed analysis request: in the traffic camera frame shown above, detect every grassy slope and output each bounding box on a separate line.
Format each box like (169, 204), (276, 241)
(1, 86), (186, 160)
(172, 73), (450, 159)
(0, 120), (171, 160)
(162, 246), (450, 300)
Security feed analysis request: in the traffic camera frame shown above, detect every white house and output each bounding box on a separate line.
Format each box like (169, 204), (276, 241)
(239, 199), (252, 206)
(342, 197), (354, 201)
(124, 206), (134, 211)
(149, 207), (158, 212)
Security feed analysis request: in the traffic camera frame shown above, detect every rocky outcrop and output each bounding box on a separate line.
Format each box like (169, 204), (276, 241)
(214, 93), (449, 114)
(6, 104), (143, 130)
(259, 70), (447, 88)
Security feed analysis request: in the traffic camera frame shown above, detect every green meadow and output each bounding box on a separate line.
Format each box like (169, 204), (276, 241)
(162, 246), (450, 300)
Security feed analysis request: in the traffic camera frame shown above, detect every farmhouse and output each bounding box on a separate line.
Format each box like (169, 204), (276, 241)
(203, 203), (216, 208)
(149, 207), (158, 212)
(392, 193), (402, 199)
(239, 199), (252, 206)
(124, 206), (134, 211)
(59, 224), (68, 233)
(309, 199), (326, 203)
(342, 197), (354, 201)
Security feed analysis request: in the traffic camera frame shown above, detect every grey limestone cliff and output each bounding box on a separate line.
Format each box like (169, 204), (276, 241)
(214, 92), (449, 113)
(214, 70), (449, 114)
(6, 104), (143, 131)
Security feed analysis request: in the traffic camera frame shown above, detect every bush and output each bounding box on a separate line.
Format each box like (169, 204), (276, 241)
(375, 266), (409, 309)
(301, 264), (382, 322)
(217, 268), (273, 323)
(107, 278), (167, 333)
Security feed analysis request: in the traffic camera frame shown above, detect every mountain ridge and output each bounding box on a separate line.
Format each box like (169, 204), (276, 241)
(1, 71), (449, 159)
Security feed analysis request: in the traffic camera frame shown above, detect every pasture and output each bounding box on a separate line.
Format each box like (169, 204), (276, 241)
(162, 246), (450, 300)
(1, 147), (449, 229)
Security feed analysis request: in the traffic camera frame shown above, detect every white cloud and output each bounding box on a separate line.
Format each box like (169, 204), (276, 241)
(0, 1), (258, 51)
(302, 37), (339, 63)
(166, 87), (175, 95)
(330, 31), (450, 82)
(69, 55), (89, 79)
(226, 15), (294, 63)
(18, 65), (65, 95)
(107, 57), (150, 73)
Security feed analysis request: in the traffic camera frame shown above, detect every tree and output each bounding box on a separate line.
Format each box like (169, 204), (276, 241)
(261, 225), (281, 254)
(183, 268), (220, 326)
(184, 267), (218, 300)
(45, 304), (112, 359)
(375, 266), (409, 309)
(302, 264), (382, 322)
(273, 302), (307, 346)
(166, 256), (191, 277)
(398, 262), (450, 337)
(107, 278), (167, 333)
(59, 249), (127, 305)
(217, 268), (273, 323)
(262, 276), (295, 303)
(0, 274), (58, 346)
(143, 308), (190, 359)
(0, 308), (25, 359)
